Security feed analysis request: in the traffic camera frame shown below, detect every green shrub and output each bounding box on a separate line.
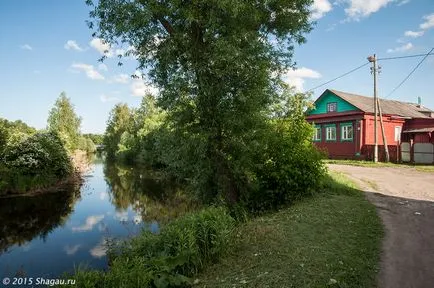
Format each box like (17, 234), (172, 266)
(0, 132), (73, 193)
(73, 207), (235, 288)
(247, 102), (327, 212)
(78, 136), (97, 154)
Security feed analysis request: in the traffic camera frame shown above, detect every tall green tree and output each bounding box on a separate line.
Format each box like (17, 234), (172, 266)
(87, 0), (314, 203)
(47, 92), (82, 152)
(104, 103), (134, 160)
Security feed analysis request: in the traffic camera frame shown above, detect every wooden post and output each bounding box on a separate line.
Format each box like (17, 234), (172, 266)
(377, 98), (390, 162)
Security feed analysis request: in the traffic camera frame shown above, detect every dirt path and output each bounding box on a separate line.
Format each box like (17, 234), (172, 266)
(328, 164), (434, 288)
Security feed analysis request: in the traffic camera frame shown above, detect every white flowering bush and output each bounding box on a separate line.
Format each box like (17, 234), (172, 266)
(0, 132), (73, 193)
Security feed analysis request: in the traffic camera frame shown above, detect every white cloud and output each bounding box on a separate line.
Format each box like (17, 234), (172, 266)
(99, 191), (107, 200)
(311, 0), (332, 20)
(113, 45), (137, 59)
(131, 79), (158, 96)
(100, 94), (119, 103)
(282, 67), (322, 92)
(64, 244), (81, 255)
(344, 0), (393, 20)
(387, 42), (413, 53)
(64, 40), (84, 51)
(98, 63), (108, 71)
(115, 48), (125, 57)
(20, 44), (33, 50)
(72, 215), (105, 232)
(90, 38), (113, 57)
(404, 30), (424, 38)
(420, 13), (434, 30)
(112, 73), (130, 84)
(71, 63), (105, 80)
(89, 238), (108, 258)
(114, 211), (129, 222)
(397, 0), (410, 6)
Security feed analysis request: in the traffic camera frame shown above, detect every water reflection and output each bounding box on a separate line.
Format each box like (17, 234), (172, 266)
(103, 163), (197, 223)
(0, 159), (195, 278)
(0, 183), (81, 254)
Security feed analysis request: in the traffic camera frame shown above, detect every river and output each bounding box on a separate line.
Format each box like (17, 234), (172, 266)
(0, 157), (193, 279)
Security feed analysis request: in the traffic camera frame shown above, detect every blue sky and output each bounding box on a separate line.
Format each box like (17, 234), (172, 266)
(0, 0), (433, 133)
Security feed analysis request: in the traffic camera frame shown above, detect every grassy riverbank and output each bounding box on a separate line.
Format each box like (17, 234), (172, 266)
(72, 171), (383, 288)
(197, 172), (383, 288)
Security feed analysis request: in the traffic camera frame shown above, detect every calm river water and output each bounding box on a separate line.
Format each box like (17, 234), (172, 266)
(0, 157), (191, 279)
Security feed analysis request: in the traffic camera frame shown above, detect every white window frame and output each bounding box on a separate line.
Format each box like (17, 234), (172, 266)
(341, 124), (353, 141)
(326, 126), (336, 141)
(394, 126), (402, 142)
(327, 102), (337, 113)
(313, 126), (321, 141)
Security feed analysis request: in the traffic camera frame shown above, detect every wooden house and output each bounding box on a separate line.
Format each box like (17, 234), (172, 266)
(306, 89), (434, 164)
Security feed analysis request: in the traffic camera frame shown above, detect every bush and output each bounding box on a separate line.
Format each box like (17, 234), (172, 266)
(78, 136), (96, 154)
(73, 207), (235, 288)
(0, 132), (73, 193)
(246, 93), (327, 212)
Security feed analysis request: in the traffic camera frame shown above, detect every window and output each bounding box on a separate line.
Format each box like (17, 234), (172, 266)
(325, 125), (336, 141)
(394, 126), (402, 142)
(341, 123), (353, 141)
(327, 102), (337, 113)
(313, 126), (321, 142)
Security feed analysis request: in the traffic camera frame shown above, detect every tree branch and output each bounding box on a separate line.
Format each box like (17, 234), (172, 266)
(158, 17), (174, 35)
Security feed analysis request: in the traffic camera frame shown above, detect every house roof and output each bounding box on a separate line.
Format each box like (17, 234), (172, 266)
(402, 127), (434, 133)
(328, 89), (433, 119)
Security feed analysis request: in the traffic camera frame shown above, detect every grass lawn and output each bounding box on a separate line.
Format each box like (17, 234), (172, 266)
(196, 172), (383, 288)
(325, 159), (434, 173)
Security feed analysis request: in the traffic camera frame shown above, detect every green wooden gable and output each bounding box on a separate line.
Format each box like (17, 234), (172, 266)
(308, 90), (360, 115)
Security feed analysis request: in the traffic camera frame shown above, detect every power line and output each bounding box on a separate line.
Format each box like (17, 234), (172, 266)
(306, 62), (370, 92)
(378, 52), (434, 61)
(385, 47), (434, 99)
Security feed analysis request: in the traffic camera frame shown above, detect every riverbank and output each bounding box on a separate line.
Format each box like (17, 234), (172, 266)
(71, 171), (383, 288)
(197, 172), (383, 287)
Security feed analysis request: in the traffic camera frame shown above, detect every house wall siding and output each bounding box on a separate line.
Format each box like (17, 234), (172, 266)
(309, 91), (359, 115)
(311, 121), (358, 158)
(404, 118), (434, 130)
(363, 115), (405, 145)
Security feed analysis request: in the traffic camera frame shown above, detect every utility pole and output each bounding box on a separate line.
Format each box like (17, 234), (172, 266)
(368, 54), (378, 163)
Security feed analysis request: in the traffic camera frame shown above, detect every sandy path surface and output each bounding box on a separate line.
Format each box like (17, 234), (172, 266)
(328, 164), (434, 288)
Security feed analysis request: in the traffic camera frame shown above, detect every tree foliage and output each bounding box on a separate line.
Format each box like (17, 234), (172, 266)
(47, 92), (82, 152)
(89, 0), (323, 207)
(0, 132), (73, 193)
(83, 133), (104, 145)
(0, 118), (37, 153)
(248, 90), (327, 211)
(103, 95), (167, 165)
(104, 103), (134, 161)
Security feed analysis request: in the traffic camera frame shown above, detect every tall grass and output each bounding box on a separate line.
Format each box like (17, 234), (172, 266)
(73, 207), (235, 287)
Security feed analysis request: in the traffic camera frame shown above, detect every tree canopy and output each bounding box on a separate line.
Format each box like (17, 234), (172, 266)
(88, 0), (320, 205)
(47, 92), (82, 151)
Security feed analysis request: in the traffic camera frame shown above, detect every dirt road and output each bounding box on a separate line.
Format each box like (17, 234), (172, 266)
(328, 164), (434, 288)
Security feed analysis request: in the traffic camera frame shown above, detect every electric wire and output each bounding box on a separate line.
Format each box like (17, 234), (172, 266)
(385, 47), (434, 99)
(305, 62), (370, 92)
(378, 52), (434, 61)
